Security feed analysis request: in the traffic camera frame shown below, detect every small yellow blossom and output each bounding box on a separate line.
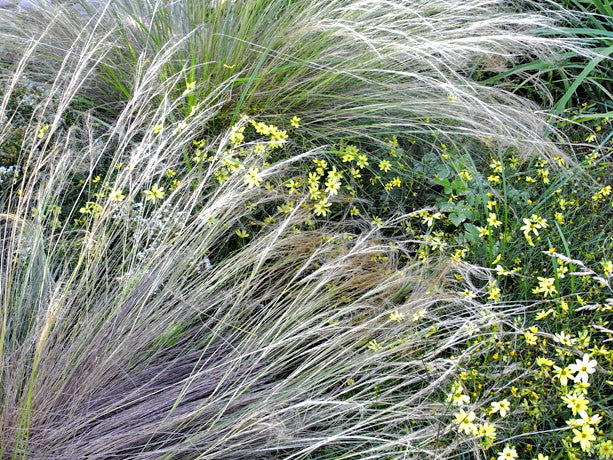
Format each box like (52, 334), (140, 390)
(487, 213), (502, 228)
(476, 226), (490, 238)
(389, 310), (404, 322)
(490, 399), (510, 417)
(536, 357), (554, 367)
(459, 169), (473, 181)
(553, 365), (574, 386)
(572, 424), (596, 452)
(143, 184), (165, 203)
(356, 154), (369, 168)
(453, 409), (477, 435)
(109, 189), (126, 202)
(497, 445), (518, 460)
(367, 339), (382, 351)
(562, 393), (590, 417)
(313, 199), (332, 217)
(569, 354), (597, 384)
(598, 440), (613, 458)
(533, 277), (557, 298)
(478, 422), (496, 444)
(602, 260), (613, 277)
(524, 330), (538, 345)
(487, 281), (501, 302)
(243, 167), (263, 188)
(378, 159), (392, 173)
(37, 124), (50, 139)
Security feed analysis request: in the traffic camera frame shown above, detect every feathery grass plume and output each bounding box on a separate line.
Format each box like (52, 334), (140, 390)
(0, 29), (524, 459)
(0, 0), (591, 157)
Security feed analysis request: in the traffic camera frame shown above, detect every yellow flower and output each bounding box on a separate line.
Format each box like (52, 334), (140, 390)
(412, 309), (426, 321)
(593, 185), (612, 202)
(387, 135), (399, 147)
(554, 331), (576, 346)
(78, 201), (103, 216)
(109, 189), (126, 202)
(340, 152), (355, 162)
(602, 260), (613, 277)
(235, 229), (249, 238)
(325, 178), (341, 196)
(153, 124), (162, 134)
(243, 167), (262, 188)
(371, 216), (382, 226)
(453, 409), (477, 435)
(489, 159), (503, 173)
(535, 308), (554, 320)
(37, 124), (50, 139)
(497, 444), (518, 460)
(487, 281), (501, 302)
(532, 454), (549, 460)
(487, 213), (502, 228)
(562, 393), (590, 417)
(569, 354), (597, 384)
(572, 424), (596, 452)
(350, 206), (360, 217)
(421, 211), (443, 227)
(459, 169), (473, 181)
(567, 412), (602, 428)
(378, 159), (392, 173)
(524, 330), (537, 345)
(290, 116), (301, 128)
(451, 389), (470, 406)
(169, 179), (181, 191)
(356, 154), (369, 168)
(309, 186), (323, 201)
(598, 440), (613, 459)
(367, 339), (382, 351)
(533, 277), (557, 298)
(478, 422), (496, 442)
(269, 126), (288, 148)
(476, 226), (490, 238)
(521, 218), (539, 236)
(490, 399), (510, 417)
(229, 126), (246, 146)
(285, 179), (299, 194)
(143, 184), (165, 203)
(389, 310), (404, 322)
(553, 365), (574, 386)
(536, 357), (554, 367)
(277, 201), (295, 214)
(313, 199), (332, 217)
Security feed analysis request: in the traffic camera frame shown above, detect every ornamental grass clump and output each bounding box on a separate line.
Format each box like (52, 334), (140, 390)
(0, 30), (525, 459)
(0, 0), (589, 156)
